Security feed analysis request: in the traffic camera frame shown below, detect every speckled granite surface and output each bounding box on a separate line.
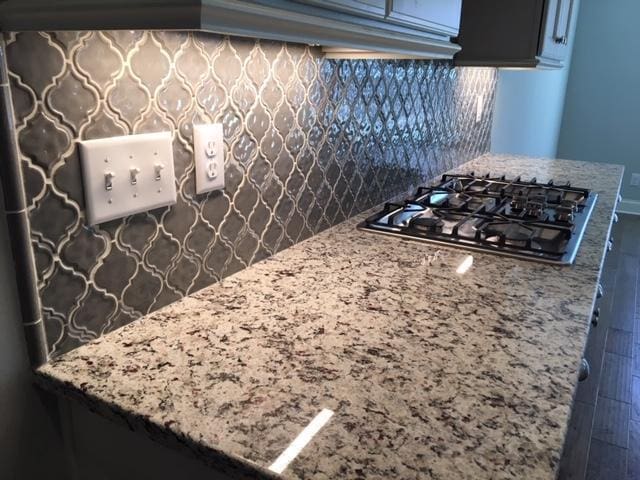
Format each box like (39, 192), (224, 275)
(37, 154), (624, 480)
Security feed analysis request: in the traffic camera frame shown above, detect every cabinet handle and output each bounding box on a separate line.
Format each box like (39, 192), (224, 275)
(578, 358), (590, 382)
(553, 0), (574, 46)
(591, 308), (600, 326)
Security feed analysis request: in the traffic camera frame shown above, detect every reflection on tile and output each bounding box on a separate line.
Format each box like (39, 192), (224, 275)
(633, 376), (640, 422)
(586, 438), (627, 480)
(600, 352), (633, 403)
(5, 30), (497, 357)
(629, 420), (640, 479)
(592, 396), (630, 448)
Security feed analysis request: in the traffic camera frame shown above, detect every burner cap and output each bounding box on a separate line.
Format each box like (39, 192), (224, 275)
(484, 222), (533, 245)
(560, 199), (578, 211)
(411, 215), (444, 233)
(510, 193), (527, 211)
(525, 195), (547, 218)
(555, 205), (575, 224)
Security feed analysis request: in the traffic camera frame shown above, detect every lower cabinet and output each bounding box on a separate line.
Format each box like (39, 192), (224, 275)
(558, 243), (615, 480)
(58, 398), (236, 480)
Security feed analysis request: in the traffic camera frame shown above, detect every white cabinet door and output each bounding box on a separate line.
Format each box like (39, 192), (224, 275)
(294, 0), (386, 18)
(538, 0), (575, 63)
(387, 0), (462, 36)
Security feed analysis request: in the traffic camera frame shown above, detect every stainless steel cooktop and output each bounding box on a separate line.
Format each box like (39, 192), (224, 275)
(359, 173), (598, 264)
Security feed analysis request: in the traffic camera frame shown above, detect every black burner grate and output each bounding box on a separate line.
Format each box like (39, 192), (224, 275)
(359, 173), (597, 264)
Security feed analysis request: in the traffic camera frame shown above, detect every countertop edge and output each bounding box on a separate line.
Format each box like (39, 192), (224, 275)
(34, 371), (280, 480)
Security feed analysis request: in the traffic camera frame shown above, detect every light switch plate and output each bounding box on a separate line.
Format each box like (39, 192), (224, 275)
(79, 131), (177, 225)
(194, 123), (224, 194)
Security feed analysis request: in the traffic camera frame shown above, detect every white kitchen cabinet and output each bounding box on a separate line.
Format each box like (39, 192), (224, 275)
(538, 0), (575, 65)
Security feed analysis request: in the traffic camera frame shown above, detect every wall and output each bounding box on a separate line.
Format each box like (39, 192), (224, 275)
(0, 193), (70, 480)
(3, 30), (497, 359)
(491, 0), (581, 158)
(557, 0), (640, 210)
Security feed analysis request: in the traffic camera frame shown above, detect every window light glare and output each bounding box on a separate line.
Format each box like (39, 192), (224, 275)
(268, 408), (334, 474)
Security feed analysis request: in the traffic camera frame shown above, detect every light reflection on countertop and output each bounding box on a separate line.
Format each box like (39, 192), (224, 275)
(456, 255), (474, 274)
(36, 154), (624, 480)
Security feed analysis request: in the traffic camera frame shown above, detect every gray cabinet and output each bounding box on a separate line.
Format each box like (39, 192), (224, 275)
(0, 0), (462, 59)
(454, 0), (577, 68)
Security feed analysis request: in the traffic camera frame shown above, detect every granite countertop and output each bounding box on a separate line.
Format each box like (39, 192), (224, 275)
(37, 154), (624, 480)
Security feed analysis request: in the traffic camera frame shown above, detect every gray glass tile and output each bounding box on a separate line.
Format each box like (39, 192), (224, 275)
(4, 30), (496, 356)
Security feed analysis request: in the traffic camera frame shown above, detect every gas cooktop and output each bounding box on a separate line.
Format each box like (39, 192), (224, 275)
(359, 173), (597, 264)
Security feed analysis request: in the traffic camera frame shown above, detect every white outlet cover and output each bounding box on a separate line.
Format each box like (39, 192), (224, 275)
(79, 131), (177, 225)
(194, 123), (225, 194)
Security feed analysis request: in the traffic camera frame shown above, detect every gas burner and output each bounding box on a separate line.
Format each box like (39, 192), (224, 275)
(510, 192), (527, 211)
(554, 199), (578, 223)
(360, 172), (597, 264)
(410, 215), (444, 233)
(484, 222), (533, 247)
(525, 195), (547, 218)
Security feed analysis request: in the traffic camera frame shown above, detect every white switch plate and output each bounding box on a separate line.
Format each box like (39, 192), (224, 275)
(631, 173), (640, 187)
(475, 94), (484, 123)
(194, 123), (224, 194)
(79, 132), (177, 225)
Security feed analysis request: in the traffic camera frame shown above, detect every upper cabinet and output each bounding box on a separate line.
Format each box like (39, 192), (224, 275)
(387, 0), (461, 36)
(0, 0), (463, 59)
(294, 0), (387, 19)
(454, 0), (577, 68)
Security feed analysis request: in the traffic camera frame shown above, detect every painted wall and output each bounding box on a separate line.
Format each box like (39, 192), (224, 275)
(0, 193), (70, 480)
(491, 0), (581, 158)
(557, 0), (640, 205)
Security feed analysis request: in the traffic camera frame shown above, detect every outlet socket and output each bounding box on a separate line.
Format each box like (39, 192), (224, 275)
(631, 173), (640, 187)
(194, 123), (224, 194)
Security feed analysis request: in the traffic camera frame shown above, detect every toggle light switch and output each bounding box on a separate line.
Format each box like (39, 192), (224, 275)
(154, 163), (165, 181)
(129, 166), (141, 185)
(79, 131), (177, 225)
(104, 171), (116, 191)
(194, 123), (224, 194)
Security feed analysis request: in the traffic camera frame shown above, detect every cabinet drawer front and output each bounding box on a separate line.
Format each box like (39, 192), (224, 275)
(388, 0), (462, 36)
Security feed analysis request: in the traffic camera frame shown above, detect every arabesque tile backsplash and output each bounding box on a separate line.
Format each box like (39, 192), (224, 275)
(3, 30), (496, 358)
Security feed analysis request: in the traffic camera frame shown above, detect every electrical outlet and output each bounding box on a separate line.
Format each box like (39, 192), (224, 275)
(194, 123), (224, 194)
(631, 173), (640, 187)
(475, 94), (484, 123)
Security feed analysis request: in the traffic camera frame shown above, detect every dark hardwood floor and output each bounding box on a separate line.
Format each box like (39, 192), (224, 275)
(559, 214), (640, 480)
